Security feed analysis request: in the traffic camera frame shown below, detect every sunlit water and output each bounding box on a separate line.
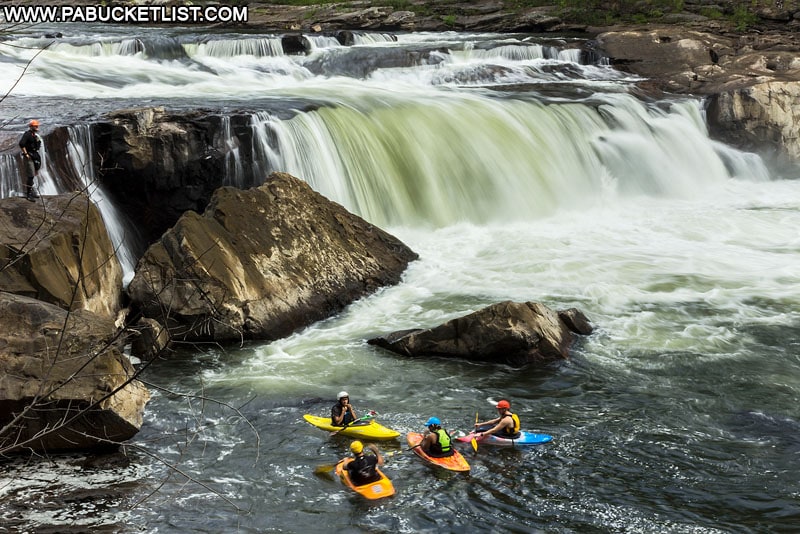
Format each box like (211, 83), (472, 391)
(0, 24), (799, 533)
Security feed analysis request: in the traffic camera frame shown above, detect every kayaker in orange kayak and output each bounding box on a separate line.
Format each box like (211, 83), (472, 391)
(420, 417), (454, 458)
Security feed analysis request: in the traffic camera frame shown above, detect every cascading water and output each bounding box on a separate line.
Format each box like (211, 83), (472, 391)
(252, 92), (768, 227)
(0, 23), (798, 534)
(63, 125), (139, 283)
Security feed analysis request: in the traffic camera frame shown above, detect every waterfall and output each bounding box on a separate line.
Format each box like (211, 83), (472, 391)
(303, 35), (341, 50)
(64, 125), (138, 284)
(250, 92), (769, 228)
(221, 116), (246, 188)
(185, 36), (285, 58)
(0, 154), (22, 198)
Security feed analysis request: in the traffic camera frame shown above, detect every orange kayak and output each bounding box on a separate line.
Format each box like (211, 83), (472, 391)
(406, 432), (470, 472)
(335, 458), (395, 500)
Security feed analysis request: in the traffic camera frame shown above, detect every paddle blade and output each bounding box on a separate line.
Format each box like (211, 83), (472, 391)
(472, 411), (479, 451)
(314, 464), (337, 480)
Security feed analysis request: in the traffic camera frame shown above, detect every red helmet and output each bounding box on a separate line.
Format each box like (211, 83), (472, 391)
(496, 400), (510, 410)
(29, 120), (40, 128)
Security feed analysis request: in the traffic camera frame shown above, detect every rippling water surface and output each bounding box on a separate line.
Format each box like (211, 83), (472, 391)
(0, 23), (798, 533)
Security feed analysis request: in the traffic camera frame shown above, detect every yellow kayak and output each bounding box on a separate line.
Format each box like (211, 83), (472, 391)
(303, 414), (400, 440)
(335, 458), (395, 500)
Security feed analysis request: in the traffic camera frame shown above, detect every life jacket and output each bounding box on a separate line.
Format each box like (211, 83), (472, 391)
(347, 454), (379, 484)
(429, 428), (453, 457)
(500, 412), (521, 439)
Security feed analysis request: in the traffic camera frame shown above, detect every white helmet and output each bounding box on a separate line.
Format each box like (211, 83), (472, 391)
(337, 391), (349, 400)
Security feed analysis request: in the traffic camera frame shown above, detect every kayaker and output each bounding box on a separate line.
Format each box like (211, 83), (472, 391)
(420, 417), (454, 458)
(331, 391), (357, 426)
(345, 440), (383, 484)
(475, 399), (521, 439)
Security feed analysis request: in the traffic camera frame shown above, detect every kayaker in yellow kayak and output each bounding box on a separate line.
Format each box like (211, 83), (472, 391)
(345, 440), (384, 485)
(420, 417), (454, 458)
(331, 391), (357, 426)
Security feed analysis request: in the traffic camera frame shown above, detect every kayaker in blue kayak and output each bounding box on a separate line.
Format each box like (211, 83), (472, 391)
(331, 391), (358, 426)
(475, 399), (521, 439)
(346, 440), (384, 484)
(420, 417), (454, 458)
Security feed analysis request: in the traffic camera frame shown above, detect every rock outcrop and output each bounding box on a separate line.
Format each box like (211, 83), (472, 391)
(127, 172), (418, 344)
(368, 301), (592, 367)
(94, 107), (253, 244)
(706, 81), (800, 171)
(0, 292), (150, 454)
(593, 26), (800, 169)
(0, 194), (123, 320)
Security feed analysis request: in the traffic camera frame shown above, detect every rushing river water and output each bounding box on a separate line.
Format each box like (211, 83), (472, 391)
(1, 23), (799, 533)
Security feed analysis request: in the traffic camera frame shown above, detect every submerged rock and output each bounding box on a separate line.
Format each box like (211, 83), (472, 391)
(127, 172), (418, 344)
(368, 300), (592, 366)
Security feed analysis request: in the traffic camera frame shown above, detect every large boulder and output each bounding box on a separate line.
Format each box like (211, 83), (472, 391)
(0, 194), (123, 320)
(0, 292), (150, 454)
(368, 301), (592, 367)
(127, 172), (418, 344)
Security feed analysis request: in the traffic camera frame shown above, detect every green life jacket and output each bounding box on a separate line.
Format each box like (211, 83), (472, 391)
(429, 428), (452, 456)
(435, 428), (451, 452)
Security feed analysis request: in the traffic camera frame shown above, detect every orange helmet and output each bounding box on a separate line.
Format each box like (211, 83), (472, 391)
(29, 120), (40, 128)
(496, 399), (510, 410)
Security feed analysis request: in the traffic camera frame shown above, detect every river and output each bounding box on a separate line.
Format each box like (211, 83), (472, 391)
(0, 23), (798, 533)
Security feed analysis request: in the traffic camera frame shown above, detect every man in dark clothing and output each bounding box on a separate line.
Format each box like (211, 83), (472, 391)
(19, 119), (42, 200)
(345, 440), (383, 485)
(331, 390), (357, 427)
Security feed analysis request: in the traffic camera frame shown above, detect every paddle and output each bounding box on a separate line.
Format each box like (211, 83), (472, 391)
(471, 412), (479, 452)
(384, 444), (421, 458)
(330, 410), (378, 436)
(314, 459), (344, 477)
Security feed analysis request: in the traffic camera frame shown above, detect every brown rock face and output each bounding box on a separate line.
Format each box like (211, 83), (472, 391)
(0, 292), (150, 454)
(594, 26), (800, 169)
(368, 301), (592, 367)
(127, 172), (418, 343)
(0, 194), (123, 320)
(706, 81), (800, 170)
(94, 107), (238, 244)
(595, 27), (800, 95)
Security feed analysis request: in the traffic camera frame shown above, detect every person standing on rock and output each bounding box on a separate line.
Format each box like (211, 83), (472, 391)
(19, 119), (42, 201)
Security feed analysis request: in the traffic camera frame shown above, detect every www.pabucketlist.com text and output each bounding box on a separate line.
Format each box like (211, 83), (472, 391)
(2, 4), (248, 24)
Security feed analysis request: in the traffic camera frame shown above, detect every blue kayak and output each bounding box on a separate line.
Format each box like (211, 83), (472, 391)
(456, 430), (552, 446)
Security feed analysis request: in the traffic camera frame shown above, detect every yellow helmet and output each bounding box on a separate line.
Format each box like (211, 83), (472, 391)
(350, 440), (363, 454)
